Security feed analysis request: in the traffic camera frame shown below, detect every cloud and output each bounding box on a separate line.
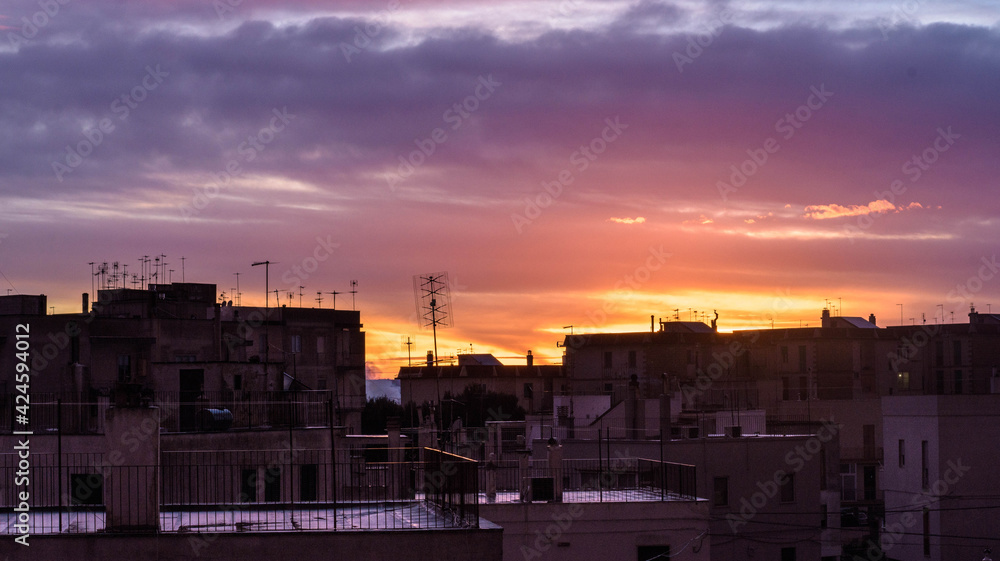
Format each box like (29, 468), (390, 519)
(608, 216), (646, 224)
(802, 199), (928, 220)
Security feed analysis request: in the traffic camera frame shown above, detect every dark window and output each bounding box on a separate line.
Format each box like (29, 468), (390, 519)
(955, 370), (963, 394)
(117, 355), (132, 383)
(713, 476), (728, 506)
(604, 351), (613, 369)
(264, 466), (281, 502)
(936, 370), (945, 394)
(70, 473), (103, 506)
(863, 424), (876, 458)
(820, 504), (828, 528)
(300, 464), (318, 501)
(782, 378), (790, 401)
(935, 341), (944, 367)
(781, 473), (795, 503)
(628, 350), (637, 368)
(923, 507), (931, 556)
(819, 447), (827, 490)
(921, 441), (929, 489)
(781, 346), (789, 363)
(953, 340), (962, 365)
(241, 468), (257, 502)
(899, 439), (905, 467)
(798, 376), (808, 400)
(781, 546), (796, 561)
(798, 345), (807, 372)
(637, 545), (670, 561)
(234, 374), (242, 391)
(523, 383), (534, 399)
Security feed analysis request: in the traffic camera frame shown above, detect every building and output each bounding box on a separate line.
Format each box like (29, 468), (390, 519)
(881, 394), (999, 561)
(397, 352), (565, 416)
(0, 282), (365, 432)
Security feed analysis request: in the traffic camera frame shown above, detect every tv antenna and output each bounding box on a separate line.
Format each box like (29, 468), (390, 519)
(325, 291), (341, 309)
(350, 280), (358, 310)
(414, 272), (454, 366)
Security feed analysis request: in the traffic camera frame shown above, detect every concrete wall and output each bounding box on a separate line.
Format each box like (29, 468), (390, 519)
(8, 527), (502, 561)
(479, 500), (709, 561)
(882, 395), (1000, 561)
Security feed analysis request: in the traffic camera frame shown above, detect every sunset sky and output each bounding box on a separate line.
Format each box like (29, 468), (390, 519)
(1, 0), (998, 378)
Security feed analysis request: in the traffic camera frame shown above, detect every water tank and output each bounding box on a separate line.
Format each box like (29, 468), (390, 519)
(197, 408), (234, 431)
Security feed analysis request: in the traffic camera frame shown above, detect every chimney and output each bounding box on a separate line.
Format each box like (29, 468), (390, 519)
(426, 351), (434, 367)
(821, 308), (831, 328)
(651, 315), (655, 333)
(526, 350), (533, 367)
(869, 313), (877, 326)
(82, 293), (89, 314)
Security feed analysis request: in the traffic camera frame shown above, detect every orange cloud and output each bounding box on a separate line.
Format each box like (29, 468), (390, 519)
(802, 199), (922, 220)
(608, 216), (646, 224)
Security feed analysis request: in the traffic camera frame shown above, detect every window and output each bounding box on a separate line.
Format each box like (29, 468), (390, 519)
(117, 354), (132, 383)
(820, 504), (828, 528)
(935, 370), (945, 394)
(819, 447), (827, 490)
(637, 545), (670, 561)
(935, 341), (944, 367)
(798, 376), (808, 400)
(897, 371), (910, 390)
(921, 441), (929, 489)
(782, 378), (790, 401)
(863, 424), (876, 459)
(922, 507), (931, 556)
(798, 345), (807, 372)
(234, 374), (243, 391)
(604, 351), (613, 369)
(264, 466), (281, 502)
(899, 439), (905, 467)
(70, 473), (103, 506)
(781, 345), (789, 363)
(628, 350), (637, 368)
(953, 340), (962, 365)
(241, 469), (257, 502)
(841, 464), (857, 502)
(523, 383), (534, 399)
(955, 370), (963, 394)
(781, 546), (796, 561)
(316, 336), (325, 354)
(291, 334), (302, 353)
(300, 464), (318, 501)
(713, 476), (729, 506)
(781, 473), (795, 503)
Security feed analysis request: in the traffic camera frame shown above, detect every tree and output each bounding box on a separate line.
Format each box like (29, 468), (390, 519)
(361, 396), (404, 434)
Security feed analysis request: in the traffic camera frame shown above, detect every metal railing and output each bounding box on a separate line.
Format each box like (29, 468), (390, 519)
(480, 457), (698, 503)
(0, 391), (340, 435)
(0, 447), (478, 534)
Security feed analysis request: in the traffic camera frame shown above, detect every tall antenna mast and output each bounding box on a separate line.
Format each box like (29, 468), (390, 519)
(350, 280), (358, 310)
(233, 272), (241, 306)
(251, 260), (273, 373)
(414, 272), (454, 366)
(181, 256), (186, 283)
(299, 286), (305, 307)
(325, 291), (341, 310)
